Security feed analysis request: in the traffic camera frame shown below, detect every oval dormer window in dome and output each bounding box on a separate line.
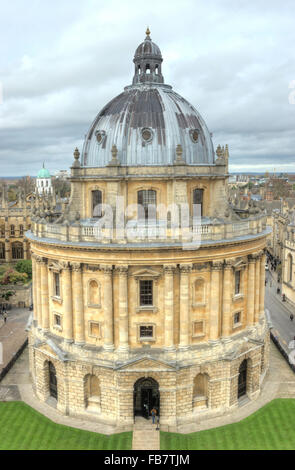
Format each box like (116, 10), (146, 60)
(190, 129), (199, 143)
(141, 127), (153, 143)
(95, 130), (106, 145)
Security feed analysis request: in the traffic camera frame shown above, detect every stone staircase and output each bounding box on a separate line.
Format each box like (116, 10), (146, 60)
(132, 417), (160, 450)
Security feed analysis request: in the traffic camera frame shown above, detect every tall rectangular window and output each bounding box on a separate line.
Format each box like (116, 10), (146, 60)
(54, 272), (60, 297)
(92, 190), (102, 218)
(235, 270), (241, 295)
(193, 189), (204, 217)
(139, 280), (153, 306)
(137, 190), (156, 220)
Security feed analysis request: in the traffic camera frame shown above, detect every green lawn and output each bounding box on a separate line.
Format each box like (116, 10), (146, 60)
(0, 402), (132, 450)
(161, 399), (295, 450)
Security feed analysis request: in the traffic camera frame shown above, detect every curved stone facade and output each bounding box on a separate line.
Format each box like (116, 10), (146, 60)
(27, 32), (270, 429)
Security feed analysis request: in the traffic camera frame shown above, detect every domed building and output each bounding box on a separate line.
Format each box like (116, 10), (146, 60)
(36, 163), (52, 195)
(27, 30), (270, 429)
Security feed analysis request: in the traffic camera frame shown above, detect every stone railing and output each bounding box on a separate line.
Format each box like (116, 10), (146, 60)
(29, 214), (267, 245)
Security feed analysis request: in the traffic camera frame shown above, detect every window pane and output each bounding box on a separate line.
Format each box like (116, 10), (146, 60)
(140, 280), (153, 305)
(54, 273), (60, 297)
(92, 190), (102, 218)
(235, 271), (241, 295)
(140, 325), (153, 337)
(193, 189), (203, 216)
(137, 190), (156, 220)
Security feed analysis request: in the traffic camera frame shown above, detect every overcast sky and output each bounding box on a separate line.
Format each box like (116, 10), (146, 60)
(0, 0), (295, 176)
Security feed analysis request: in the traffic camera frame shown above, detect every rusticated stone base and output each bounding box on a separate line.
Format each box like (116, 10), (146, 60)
(28, 327), (270, 427)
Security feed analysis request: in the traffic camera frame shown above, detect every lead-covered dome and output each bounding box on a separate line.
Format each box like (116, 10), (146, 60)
(81, 30), (215, 167)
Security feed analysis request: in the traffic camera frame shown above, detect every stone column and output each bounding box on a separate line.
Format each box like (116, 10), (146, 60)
(31, 254), (38, 321)
(179, 264), (192, 349)
(71, 262), (85, 345)
(40, 258), (49, 331)
(102, 265), (114, 350)
(247, 255), (256, 325)
(210, 261), (222, 341)
(164, 265), (176, 350)
(254, 254), (261, 323)
(35, 256), (43, 328)
(259, 253), (266, 317)
(62, 262), (73, 343)
(221, 260), (233, 338)
(117, 266), (129, 351)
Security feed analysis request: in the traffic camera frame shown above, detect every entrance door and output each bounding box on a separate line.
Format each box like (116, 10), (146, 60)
(134, 377), (160, 419)
(238, 360), (247, 398)
(49, 362), (58, 399)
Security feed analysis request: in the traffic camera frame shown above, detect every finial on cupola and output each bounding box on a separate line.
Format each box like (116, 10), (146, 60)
(146, 27), (151, 38)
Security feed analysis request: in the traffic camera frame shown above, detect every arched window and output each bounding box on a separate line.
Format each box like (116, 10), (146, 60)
(0, 243), (5, 259)
(288, 254), (293, 283)
(92, 190), (102, 218)
(10, 225), (15, 236)
(155, 65), (159, 75)
(193, 373), (209, 408)
(193, 189), (204, 217)
(145, 64), (151, 74)
(238, 359), (248, 398)
(88, 280), (100, 306)
(12, 242), (23, 259)
(85, 374), (101, 411)
(48, 361), (58, 399)
(137, 190), (156, 221)
(193, 278), (205, 305)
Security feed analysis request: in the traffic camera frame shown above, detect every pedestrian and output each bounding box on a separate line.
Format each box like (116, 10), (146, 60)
(151, 407), (157, 424)
(3, 311), (7, 323)
(290, 314), (294, 322)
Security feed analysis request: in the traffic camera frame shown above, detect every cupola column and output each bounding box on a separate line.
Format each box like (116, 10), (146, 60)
(222, 260), (233, 338)
(117, 266), (129, 351)
(102, 265), (114, 350)
(35, 256), (43, 327)
(40, 258), (49, 331)
(247, 255), (256, 325)
(71, 262), (85, 344)
(62, 262), (73, 343)
(164, 265), (176, 350)
(209, 261), (222, 341)
(31, 254), (38, 321)
(179, 264), (192, 349)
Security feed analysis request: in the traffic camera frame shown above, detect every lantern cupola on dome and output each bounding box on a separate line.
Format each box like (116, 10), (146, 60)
(132, 28), (164, 85)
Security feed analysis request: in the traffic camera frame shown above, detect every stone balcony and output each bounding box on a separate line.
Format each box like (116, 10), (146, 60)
(28, 213), (268, 247)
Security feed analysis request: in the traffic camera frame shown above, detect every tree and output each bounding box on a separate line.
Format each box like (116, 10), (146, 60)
(15, 260), (32, 279)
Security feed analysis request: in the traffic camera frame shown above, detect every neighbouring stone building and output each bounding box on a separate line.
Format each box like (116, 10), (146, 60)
(27, 31), (270, 428)
(0, 185), (31, 262)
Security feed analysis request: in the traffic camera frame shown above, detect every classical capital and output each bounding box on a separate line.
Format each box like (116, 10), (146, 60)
(224, 258), (235, 269)
(71, 262), (82, 272)
(179, 263), (192, 274)
(60, 261), (71, 271)
(163, 264), (177, 274)
(248, 253), (259, 262)
(211, 260), (223, 270)
(101, 264), (113, 275)
(35, 255), (43, 264)
(115, 265), (129, 275)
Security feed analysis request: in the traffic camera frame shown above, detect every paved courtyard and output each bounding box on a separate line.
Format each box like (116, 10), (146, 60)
(0, 308), (30, 376)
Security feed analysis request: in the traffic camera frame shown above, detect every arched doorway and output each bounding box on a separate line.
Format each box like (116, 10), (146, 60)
(49, 362), (57, 399)
(133, 377), (160, 419)
(238, 359), (247, 399)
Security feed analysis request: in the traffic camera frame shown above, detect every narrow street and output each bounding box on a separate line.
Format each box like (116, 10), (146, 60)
(265, 266), (295, 357)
